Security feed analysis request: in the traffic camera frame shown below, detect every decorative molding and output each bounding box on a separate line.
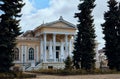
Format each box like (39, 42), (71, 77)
(17, 37), (39, 41)
(33, 16), (76, 32)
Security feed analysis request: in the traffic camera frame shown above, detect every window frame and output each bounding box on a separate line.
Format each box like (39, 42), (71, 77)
(29, 48), (34, 60)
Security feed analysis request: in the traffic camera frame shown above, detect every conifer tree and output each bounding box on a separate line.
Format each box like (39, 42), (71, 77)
(64, 56), (73, 70)
(0, 0), (24, 72)
(73, 0), (96, 70)
(101, 0), (118, 70)
(115, 3), (120, 71)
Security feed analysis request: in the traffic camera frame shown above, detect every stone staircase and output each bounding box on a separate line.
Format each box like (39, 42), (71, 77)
(24, 61), (65, 71)
(25, 62), (43, 71)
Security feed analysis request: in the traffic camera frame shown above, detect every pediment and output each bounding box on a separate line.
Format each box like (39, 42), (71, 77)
(48, 21), (73, 28)
(33, 16), (76, 34)
(42, 20), (76, 29)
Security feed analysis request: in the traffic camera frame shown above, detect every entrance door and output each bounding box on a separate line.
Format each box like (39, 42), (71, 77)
(56, 51), (59, 61)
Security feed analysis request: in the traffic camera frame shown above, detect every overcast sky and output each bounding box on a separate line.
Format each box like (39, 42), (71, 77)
(19, 0), (120, 49)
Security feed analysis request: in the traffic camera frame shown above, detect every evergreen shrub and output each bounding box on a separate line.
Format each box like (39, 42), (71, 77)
(31, 69), (120, 75)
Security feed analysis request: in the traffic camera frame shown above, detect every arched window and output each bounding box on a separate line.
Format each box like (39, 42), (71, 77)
(14, 48), (19, 60)
(29, 48), (34, 60)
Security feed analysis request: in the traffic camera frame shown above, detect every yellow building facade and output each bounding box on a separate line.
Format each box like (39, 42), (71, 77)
(14, 16), (76, 71)
(13, 16), (100, 71)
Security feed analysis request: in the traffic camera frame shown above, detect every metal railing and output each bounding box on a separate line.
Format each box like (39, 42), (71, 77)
(17, 37), (39, 41)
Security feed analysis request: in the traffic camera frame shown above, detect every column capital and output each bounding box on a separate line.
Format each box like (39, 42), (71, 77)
(43, 33), (47, 35)
(65, 34), (69, 36)
(53, 33), (56, 36)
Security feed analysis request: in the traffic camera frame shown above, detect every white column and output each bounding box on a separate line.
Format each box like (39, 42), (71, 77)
(95, 43), (99, 62)
(65, 34), (68, 58)
(21, 45), (25, 63)
(49, 41), (53, 59)
(43, 33), (47, 62)
(18, 47), (20, 61)
(24, 45), (27, 63)
(53, 34), (56, 62)
(40, 39), (43, 62)
(69, 39), (72, 56)
(36, 46), (39, 62)
(21, 45), (23, 63)
(60, 42), (64, 61)
(95, 43), (100, 68)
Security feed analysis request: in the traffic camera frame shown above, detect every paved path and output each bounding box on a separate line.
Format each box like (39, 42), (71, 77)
(26, 74), (120, 79)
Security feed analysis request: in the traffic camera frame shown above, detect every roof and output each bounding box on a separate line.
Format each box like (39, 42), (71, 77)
(34, 16), (76, 31)
(98, 49), (105, 53)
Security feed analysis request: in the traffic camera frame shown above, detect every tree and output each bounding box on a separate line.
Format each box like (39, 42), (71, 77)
(101, 0), (118, 70)
(0, 0), (24, 72)
(73, 0), (96, 70)
(115, 3), (120, 71)
(64, 56), (73, 70)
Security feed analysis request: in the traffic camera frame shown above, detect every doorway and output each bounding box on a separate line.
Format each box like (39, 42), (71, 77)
(56, 51), (59, 61)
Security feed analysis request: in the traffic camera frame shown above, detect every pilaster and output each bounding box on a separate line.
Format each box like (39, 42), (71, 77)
(24, 45), (27, 63)
(36, 46), (39, 62)
(21, 45), (23, 63)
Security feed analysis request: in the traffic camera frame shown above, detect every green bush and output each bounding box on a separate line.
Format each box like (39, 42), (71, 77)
(64, 56), (73, 70)
(31, 69), (120, 75)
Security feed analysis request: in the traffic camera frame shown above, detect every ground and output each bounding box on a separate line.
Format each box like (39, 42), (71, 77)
(26, 74), (120, 79)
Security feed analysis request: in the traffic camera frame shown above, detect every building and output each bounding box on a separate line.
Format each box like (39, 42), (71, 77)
(13, 16), (76, 71)
(13, 16), (99, 71)
(98, 49), (108, 68)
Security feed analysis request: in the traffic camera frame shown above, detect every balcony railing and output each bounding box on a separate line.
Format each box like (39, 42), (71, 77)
(17, 37), (39, 41)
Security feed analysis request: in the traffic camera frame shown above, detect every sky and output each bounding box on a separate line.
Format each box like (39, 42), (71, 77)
(19, 0), (120, 49)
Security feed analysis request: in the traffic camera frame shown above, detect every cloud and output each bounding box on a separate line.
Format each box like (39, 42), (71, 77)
(20, 0), (116, 49)
(20, 0), (79, 31)
(21, 0), (36, 15)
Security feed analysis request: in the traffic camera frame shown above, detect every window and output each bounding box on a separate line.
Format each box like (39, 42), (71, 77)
(48, 66), (53, 69)
(56, 52), (59, 58)
(29, 48), (34, 60)
(46, 46), (48, 50)
(14, 48), (19, 60)
(56, 46), (60, 50)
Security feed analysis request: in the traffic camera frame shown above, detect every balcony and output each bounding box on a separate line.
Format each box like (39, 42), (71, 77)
(17, 37), (39, 41)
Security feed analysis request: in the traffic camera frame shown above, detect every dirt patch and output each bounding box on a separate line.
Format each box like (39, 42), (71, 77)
(26, 74), (120, 79)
